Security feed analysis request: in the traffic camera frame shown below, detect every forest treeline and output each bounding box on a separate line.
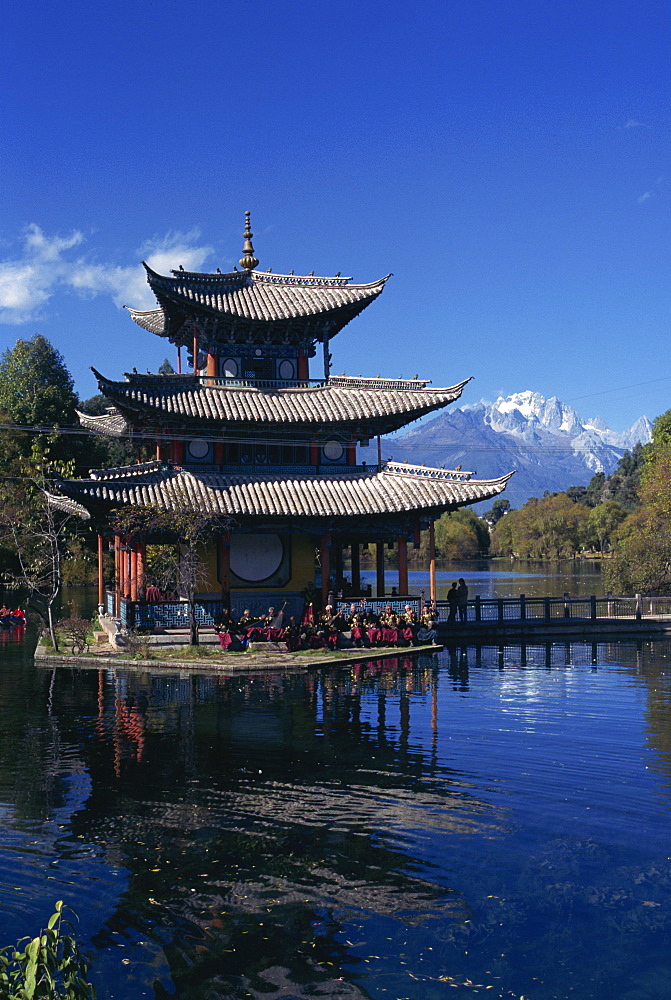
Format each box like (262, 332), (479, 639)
(1, 334), (670, 596)
(488, 418), (671, 593)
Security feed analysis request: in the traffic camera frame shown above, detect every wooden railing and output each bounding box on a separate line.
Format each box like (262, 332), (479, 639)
(434, 594), (671, 623)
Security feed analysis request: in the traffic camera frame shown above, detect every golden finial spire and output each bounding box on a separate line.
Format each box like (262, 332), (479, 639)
(239, 211), (259, 270)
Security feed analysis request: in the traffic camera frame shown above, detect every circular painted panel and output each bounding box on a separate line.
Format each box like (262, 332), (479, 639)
(221, 357), (238, 377)
(278, 359), (296, 380)
(323, 438), (344, 461)
(230, 534), (284, 582)
(187, 439), (210, 459)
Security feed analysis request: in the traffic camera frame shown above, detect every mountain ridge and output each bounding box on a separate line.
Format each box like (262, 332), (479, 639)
(365, 390), (652, 509)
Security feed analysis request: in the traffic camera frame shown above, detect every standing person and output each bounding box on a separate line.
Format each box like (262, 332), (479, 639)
(447, 582), (458, 623)
(457, 578), (469, 622)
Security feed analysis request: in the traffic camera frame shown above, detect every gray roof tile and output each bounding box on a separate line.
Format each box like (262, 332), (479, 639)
(54, 460), (512, 521)
(87, 372), (471, 436)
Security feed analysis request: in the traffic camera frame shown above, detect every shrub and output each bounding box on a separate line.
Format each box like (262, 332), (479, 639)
(0, 900), (95, 999)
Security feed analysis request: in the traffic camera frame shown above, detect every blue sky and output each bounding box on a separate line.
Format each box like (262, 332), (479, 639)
(1, 0), (668, 431)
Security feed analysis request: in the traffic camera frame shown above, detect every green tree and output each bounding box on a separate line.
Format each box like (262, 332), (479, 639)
(490, 493), (589, 559)
(0, 336), (101, 475)
(605, 435), (671, 592)
(0, 447), (81, 651)
(583, 470), (606, 508)
(651, 409), (671, 447)
(434, 508), (489, 559)
(586, 501), (628, 553)
(603, 444), (645, 509)
(605, 508), (671, 594)
(582, 446), (645, 511)
(482, 497), (510, 525)
(0, 335), (78, 427)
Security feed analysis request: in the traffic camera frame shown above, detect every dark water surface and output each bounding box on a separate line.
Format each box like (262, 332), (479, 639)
(1, 625), (670, 999)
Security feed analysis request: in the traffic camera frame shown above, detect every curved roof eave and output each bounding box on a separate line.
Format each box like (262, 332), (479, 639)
(88, 370), (472, 434)
(50, 463), (514, 522)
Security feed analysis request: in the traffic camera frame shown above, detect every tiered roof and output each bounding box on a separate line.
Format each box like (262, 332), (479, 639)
(52, 460), (513, 523)
(53, 215), (513, 533)
(129, 267), (390, 348)
(81, 371), (472, 438)
(127, 214), (389, 348)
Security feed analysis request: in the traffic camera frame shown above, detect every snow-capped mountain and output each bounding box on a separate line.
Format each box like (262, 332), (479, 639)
(365, 390), (652, 509)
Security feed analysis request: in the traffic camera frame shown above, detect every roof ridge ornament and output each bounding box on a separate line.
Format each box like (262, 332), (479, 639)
(239, 211), (259, 270)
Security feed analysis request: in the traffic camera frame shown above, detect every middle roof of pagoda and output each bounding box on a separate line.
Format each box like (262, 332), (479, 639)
(50, 460), (514, 522)
(128, 264), (391, 348)
(84, 371), (472, 438)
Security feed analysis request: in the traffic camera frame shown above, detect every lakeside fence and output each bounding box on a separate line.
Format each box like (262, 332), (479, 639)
(434, 594), (671, 623)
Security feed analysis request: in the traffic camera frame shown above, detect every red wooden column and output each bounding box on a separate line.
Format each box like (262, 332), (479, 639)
(397, 537), (408, 596)
(118, 536), (126, 602)
(429, 521), (437, 604)
(130, 548), (138, 601)
(113, 534), (120, 616)
(376, 542), (385, 597)
(170, 438), (185, 464)
(123, 541), (132, 600)
(350, 541), (361, 595)
(97, 534), (105, 607)
(320, 532), (331, 610)
(136, 543), (146, 600)
(297, 350), (309, 381)
(206, 353), (217, 380)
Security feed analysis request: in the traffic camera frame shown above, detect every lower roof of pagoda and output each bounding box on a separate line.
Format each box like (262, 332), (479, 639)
(129, 265), (390, 348)
(83, 371), (472, 437)
(51, 459), (513, 522)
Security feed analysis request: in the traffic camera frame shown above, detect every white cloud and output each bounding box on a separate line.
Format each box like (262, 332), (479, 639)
(623, 119), (647, 129)
(0, 224), (213, 324)
(637, 175), (664, 205)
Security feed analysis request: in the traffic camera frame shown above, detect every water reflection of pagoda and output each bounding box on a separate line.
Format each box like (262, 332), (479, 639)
(54, 214), (511, 627)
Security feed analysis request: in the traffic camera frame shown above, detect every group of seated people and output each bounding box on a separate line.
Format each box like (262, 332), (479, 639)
(213, 601), (439, 652)
(0, 605), (26, 627)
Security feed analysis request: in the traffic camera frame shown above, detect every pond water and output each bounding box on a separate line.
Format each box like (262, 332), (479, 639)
(362, 558), (606, 602)
(0, 611), (670, 999)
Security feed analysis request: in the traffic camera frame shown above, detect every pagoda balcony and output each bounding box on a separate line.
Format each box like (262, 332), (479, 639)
(199, 376), (327, 390)
(194, 375), (433, 391)
(180, 462), (379, 475)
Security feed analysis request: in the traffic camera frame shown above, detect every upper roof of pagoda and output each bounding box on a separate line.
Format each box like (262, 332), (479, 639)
(127, 213), (390, 349)
(82, 370), (471, 438)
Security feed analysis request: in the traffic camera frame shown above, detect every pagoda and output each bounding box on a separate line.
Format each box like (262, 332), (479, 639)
(52, 214), (512, 628)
